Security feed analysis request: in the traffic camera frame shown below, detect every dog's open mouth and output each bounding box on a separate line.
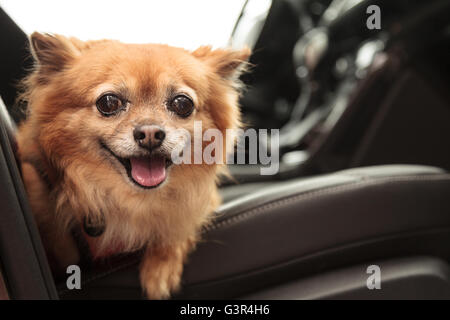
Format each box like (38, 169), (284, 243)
(100, 141), (172, 189)
(128, 156), (169, 188)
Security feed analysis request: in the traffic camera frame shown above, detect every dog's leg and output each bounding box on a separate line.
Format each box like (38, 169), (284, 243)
(140, 237), (195, 299)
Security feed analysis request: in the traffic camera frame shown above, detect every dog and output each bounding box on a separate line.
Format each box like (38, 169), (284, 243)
(17, 32), (250, 299)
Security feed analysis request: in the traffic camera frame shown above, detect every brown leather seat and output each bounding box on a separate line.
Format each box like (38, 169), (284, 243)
(58, 163), (450, 299)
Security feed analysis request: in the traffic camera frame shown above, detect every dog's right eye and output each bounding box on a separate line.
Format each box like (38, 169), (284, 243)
(96, 94), (124, 116)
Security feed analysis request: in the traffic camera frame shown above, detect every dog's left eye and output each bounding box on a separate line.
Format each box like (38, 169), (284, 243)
(168, 95), (194, 118)
(96, 94), (125, 116)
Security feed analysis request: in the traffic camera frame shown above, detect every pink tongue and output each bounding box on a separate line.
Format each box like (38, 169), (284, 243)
(130, 156), (166, 187)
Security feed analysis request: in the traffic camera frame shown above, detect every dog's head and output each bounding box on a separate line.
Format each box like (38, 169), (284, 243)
(23, 33), (250, 192)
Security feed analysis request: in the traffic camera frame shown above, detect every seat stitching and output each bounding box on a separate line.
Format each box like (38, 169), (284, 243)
(204, 175), (450, 233)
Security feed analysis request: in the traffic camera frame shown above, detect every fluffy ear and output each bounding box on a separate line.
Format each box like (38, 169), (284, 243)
(30, 32), (82, 79)
(192, 46), (251, 80)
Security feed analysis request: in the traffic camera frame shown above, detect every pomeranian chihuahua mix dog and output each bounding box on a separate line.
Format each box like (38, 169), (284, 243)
(17, 32), (250, 299)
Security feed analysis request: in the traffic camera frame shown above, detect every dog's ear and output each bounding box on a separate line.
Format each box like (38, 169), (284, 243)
(30, 32), (83, 80)
(192, 46), (251, 81)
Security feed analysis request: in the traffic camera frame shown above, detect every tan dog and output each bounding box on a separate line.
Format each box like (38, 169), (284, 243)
(17, 32), (250, 299)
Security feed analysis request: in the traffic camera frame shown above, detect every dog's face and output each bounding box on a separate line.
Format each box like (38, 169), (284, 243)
(25, 33), (249, 193)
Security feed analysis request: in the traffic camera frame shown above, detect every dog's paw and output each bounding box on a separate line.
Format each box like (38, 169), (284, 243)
(140, 245), (186, 300)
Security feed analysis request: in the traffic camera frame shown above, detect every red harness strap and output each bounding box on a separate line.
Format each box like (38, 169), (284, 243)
(72, 224), (125, 263)
(82, 230), (125, 260)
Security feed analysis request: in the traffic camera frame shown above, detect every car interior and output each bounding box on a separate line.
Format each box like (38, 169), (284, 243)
(1, 0), (450, 299)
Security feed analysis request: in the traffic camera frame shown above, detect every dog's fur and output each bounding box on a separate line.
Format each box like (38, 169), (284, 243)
(17, 32), (250, 299)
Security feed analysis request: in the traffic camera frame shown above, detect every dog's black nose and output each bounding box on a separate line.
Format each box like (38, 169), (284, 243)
(133, 125), (166, 150)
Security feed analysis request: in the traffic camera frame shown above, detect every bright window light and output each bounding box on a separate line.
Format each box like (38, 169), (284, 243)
(0, 0), (246, 49)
